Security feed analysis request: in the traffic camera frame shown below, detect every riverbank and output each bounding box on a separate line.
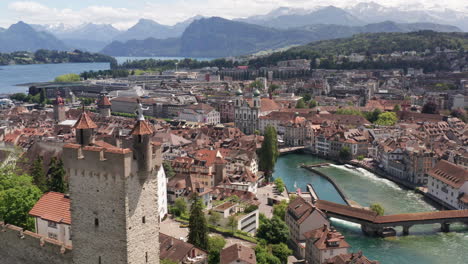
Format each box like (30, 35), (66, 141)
(274, 153), (468, 264)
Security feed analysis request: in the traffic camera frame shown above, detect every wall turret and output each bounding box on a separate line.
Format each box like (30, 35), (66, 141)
(130, 100), (154, 174)
(73, 108), (97, 146)
(97, 89), (112, 117)
(53, 91), (66, 122)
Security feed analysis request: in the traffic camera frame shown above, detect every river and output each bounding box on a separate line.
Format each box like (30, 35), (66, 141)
(273, 153), (468, 264)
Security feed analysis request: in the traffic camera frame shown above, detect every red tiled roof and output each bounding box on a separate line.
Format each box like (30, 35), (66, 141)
(29, 192), (71, 225)
(131, 120), (154, 135)
(73, 111), (98, 129)
(428, 160), (468, 188)
(220, 244), (256, 264)
(97, 95), (112, 106)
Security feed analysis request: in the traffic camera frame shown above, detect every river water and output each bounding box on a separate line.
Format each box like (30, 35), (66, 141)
(273, 153), (468, 264)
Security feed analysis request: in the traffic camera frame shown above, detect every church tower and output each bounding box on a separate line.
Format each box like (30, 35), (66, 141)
(53, 91), (66, 122)
(97, 89), (112, 117)
(63, 106), (160, 264)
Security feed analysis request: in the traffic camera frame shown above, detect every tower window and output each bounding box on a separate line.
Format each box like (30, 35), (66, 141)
(95, 218), (99, 227)
(146, 252), (148, 262)
(142, 216), (146, 224)
(98, 256), (101, 264)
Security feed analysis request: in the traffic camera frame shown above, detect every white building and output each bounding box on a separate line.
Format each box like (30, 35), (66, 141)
(427, 160), (468, 210)
(29, 192), (72, 246)
(178, 103), (220, 125)
(157, 165), (168, 221)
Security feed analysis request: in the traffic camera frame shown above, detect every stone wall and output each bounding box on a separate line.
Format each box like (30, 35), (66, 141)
(0, 222), (72, 264)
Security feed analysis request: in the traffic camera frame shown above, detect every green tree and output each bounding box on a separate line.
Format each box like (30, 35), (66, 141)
(259, 126), (279, 179)
(364, 109), (382, 123)
(274, 178), (285, 193)
(339, 146), (352, 161)
(256, 217), (289, 244)
(208, 211), (221, 226)
(272, 200), (288, 220)
(393, 104), (401, 112)
(269, 84), (279, 93)
(39, 88), (47, 106)
(422, 101), (439, 114)
(163, 161), (175, 178)
(227, 215), (237, 232)
(188, 195), (209, 250)
(47, 158), (67, 193)
(357, 155), (365, 161)
(161, 259), (178, 264)
(370, 203), (385, 216)
(54, 73), (81, 82)
(302, 94), (312, 102)
(271, 243), (292, 264)
(450, 108), (467, 122)
(30, 156), (47, 192)
(295, 99), (306, 109)
(0, 165), (42, 230)
(174, 197), (187, 217)
(255, 243), (281, 264)
(375, 112), (398, 126)
(208, 235), (226, 264)
(309, 100), (317, 108)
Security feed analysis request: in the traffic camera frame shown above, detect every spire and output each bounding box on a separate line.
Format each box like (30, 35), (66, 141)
(130, 99), (153, 135)
(74, 106), (97, 130)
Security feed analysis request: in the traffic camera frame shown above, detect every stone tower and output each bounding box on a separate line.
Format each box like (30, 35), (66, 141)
(97, 89), (112, 117)
(63, 107), (160, 264)
(53, 91), (66, 122)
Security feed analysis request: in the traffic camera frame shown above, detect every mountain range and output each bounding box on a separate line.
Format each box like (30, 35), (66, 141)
(0, 3), (465, 56)
(100, 17), (460, 58)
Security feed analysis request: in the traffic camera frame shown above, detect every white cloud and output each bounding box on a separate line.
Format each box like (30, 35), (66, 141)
(4, 0), (467, 29)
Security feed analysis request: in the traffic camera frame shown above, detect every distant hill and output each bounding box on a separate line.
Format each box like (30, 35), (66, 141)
(101, 17), (462, 58)
(114, 16), (202, 42)
(240, 6), (365, 28)
(0, 22), (67, 53)
(247, 31), (468, 69)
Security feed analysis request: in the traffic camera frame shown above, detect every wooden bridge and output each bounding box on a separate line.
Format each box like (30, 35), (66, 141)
(315, 200), (468, 236)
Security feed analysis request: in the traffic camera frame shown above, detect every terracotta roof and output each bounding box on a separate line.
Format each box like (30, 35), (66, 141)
(159, 233), (206, 262)
(220, 244), (256, 264)
(73, 111), (98, 129)
(288, 196), (326, 224)
(326, 252), (380, 264)
(130, 120), (154, 135)
(29, 192), (71, 225)
(97, 95), (112, 106)
(315, 200), (378, 222)
(304, 225), (350, 250)
(428, 160), (468, 189)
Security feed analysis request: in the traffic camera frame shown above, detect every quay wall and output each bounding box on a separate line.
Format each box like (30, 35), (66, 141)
(302, 165), (350, 205)
(0, 222), (72, 264)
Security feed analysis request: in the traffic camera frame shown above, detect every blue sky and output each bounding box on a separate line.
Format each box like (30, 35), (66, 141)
(1, 0), (465, 29)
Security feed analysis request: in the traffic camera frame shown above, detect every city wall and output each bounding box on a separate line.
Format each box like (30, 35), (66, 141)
(0, 222), (72, 264)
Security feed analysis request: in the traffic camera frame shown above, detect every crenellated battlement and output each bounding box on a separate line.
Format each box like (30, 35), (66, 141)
(63, 143), (133, 177)
(0, 222), (72, 264)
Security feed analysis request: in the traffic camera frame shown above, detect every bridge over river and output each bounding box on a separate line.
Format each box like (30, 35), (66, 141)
(315, 200), (468, 236)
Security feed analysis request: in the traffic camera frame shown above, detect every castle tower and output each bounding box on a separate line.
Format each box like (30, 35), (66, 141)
(73, 108), (97, 146)
(97, 89), (112, 117)
(63, 106), (160, 264)
(53, 91), (66, 122)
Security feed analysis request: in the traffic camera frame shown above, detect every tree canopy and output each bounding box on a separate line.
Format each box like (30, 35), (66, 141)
(422, 101), (439, 114)
(370, 203), (385, 216)
(256, 217), (289, 244)
(188, 195), (209, 250)
(54, 73), (81, 82)
(208, 235), (226, 264)
(375, 112), (398, 126)
(0, 165), (42, 231)
(295, 99), (307, 109)
(339, 146), (352, 161)
(258, 126), (279, 178)
(47, 157), (67, 193)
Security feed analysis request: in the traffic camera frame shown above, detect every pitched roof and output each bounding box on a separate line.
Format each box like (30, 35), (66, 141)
(326, 252), (380, 264)
(428, 160), (468, 188)
(220, 244), (256, 264)
(304, 225), (350, 250)
(73, 111), (97, 129)
(288, 196), (326, 224)
(97, 95), (112, 106)
(159, 233), (206, 262)
(130, 120), (153, 135)
(29, 192), (71, 225)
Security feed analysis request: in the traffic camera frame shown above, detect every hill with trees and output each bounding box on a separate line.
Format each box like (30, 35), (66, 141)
(0, 49), (117, 66)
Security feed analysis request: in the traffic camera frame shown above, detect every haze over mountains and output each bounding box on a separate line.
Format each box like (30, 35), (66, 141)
(0, 2), (466, 56)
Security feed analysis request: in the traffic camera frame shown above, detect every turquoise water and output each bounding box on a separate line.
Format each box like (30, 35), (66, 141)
(273, 154), (468, 264)
(0, 62), (110, 94)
